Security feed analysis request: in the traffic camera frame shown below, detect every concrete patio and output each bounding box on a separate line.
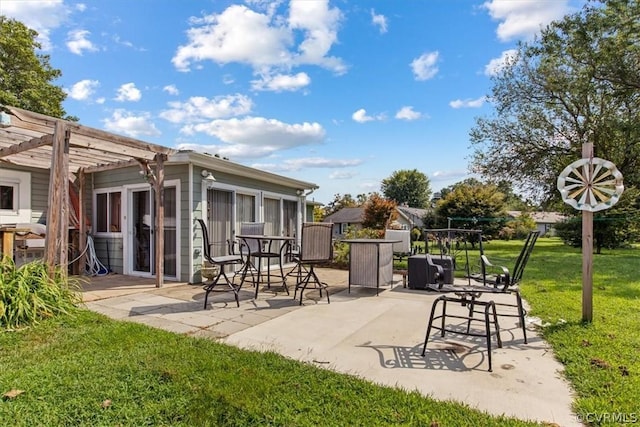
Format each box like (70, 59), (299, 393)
(82, 268), (579, 426)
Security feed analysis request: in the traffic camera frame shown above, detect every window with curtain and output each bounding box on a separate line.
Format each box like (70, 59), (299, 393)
(264, 197), (281, 236)
(283, 199), (297, 238)
(208, 189), (233, 257)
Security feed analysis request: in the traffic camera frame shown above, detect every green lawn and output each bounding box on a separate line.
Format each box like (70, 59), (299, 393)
(1, 237), (638, 426)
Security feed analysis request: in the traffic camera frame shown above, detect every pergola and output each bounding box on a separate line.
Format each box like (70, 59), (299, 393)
(0, 106), (176, 287)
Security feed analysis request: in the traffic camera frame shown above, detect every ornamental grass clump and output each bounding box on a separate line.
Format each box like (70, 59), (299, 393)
(0, 257), (82, 330)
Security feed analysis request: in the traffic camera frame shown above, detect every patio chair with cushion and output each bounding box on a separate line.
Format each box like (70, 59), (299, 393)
(385, 229), (413, 263)
(292, 222), (333, 305)
(235, 222), (265, 283)
(197, 219), (245, 309)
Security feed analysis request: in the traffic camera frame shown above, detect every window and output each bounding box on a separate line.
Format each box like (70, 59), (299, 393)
(264, 197), (281, 236)
(0, 185), (14, 210)
(95, 191), (121, 232)
(0, 170), (31, 223)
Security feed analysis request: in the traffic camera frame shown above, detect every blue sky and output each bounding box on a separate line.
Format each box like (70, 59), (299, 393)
(2, 0), (585, 204)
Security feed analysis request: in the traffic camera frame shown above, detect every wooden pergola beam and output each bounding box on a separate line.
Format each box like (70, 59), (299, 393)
(0, 133), (53, 158)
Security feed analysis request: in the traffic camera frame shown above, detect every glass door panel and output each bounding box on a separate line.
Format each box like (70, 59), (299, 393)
(132, 189), (152, 274)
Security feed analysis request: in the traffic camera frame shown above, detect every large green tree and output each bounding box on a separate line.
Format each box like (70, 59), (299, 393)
(434, 181), (508, 241)
(469, 0), (640, 205)
(0, 17), (68, 118)
(380, 169), (431, 208)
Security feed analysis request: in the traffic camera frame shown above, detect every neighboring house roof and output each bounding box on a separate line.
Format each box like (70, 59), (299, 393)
(324, 206), (430, 228)
(507, 211), (567, 224)
(323, 207), (364, 224)
(396, 206), (429, 228)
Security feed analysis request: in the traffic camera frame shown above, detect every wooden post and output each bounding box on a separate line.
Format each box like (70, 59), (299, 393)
(582, 142), (594, 322)
(78, 169), (87, 276)
(45, 121), (69, 277)
(154, 154), (166, 288)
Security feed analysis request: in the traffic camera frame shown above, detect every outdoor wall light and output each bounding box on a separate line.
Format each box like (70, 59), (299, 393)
(201, 169), (216, 181)
(296, 189), (304, 196)
(201, 169), (216, 188)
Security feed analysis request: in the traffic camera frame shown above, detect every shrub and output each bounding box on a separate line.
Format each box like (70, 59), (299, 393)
(332, 226), (381, 267)
(0, 257), (82, 330)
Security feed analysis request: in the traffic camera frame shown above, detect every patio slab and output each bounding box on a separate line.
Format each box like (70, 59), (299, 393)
(82, 268), (579, 426)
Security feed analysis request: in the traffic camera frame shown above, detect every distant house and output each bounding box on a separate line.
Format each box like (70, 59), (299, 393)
(323, 205), (430, 238)
(507, 211), (567, 236)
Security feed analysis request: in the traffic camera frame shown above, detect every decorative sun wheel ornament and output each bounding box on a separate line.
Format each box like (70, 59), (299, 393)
(557, 157), (624, 212)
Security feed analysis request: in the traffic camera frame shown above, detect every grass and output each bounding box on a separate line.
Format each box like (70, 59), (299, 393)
(517, 239), (640, 423)
(0, 311), (536, 426)
(1, 237), (638, 426)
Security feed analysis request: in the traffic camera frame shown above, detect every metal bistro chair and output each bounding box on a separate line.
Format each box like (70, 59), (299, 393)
(197, 219), (245, 309)
(293, 222), (333, 305)
(236, 222), (265, 285)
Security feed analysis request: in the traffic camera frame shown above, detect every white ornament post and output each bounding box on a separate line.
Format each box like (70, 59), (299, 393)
(556, 142), (624, 322)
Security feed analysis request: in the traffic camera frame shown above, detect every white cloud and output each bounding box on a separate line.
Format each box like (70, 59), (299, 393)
(102, 110), (161, 138)
(177, 116), (326, 159)
(172, 2), (345, 76)
(114, 83), (142, 102)
(159, 94), (253, 123)
(163, 85), (180, 96)
(352, 108), (385, 123)
(0, 0), (70, 50)
(66, 79), (99, 101)
(483, 0), (574, 42)
(352, 109), (371, 123)
(449, 96), (487, 109)
(411, 51), (439, 81)
(432, 170), (470, 180)
(66, 29), (98, 55)
(252, 157), (362, 172)
(371, 9), (388, 34)
(484, 49), (519, 76)
(395, 106), (421, 121)
(329, 170), (358, 179)
(251, 72), (311, 92)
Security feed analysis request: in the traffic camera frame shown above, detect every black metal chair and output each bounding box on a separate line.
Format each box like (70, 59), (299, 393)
(235, 222), (264, 285)
(425, 230), (540, 344)
(292, 222), (333, 305)
(197, 219), (245, 309)
(420, 230), (539, 371)
(466, 230), (540, 344)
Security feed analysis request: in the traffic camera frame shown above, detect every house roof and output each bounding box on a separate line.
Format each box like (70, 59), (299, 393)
(507, 211), (567, 224)
(323, 207), (364, 224)
(175, 151), (317, 190)
(323, 205), (430, 227)
(396, 206), (430, 228)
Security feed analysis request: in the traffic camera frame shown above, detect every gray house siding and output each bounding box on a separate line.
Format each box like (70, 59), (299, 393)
(0, 164), (49, 224)
(3, 155), (317, 284)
